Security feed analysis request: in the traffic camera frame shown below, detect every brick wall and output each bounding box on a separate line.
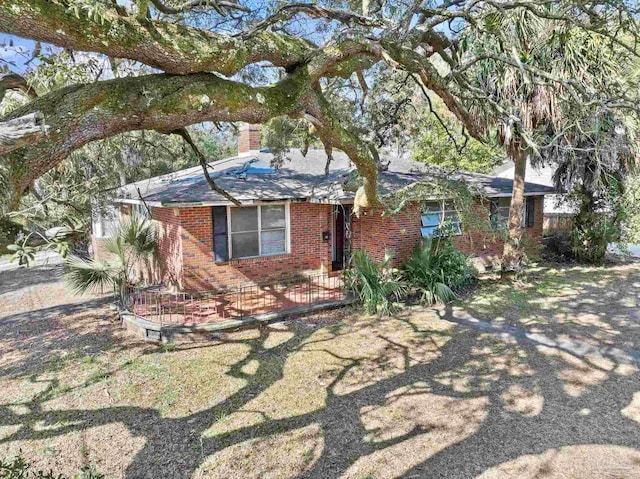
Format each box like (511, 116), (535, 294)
(451, 196), (544, 261)
(176, 202), (332, 290)
(351, 196), (545, 266)
(350, 204), (423, 266)
(108, 196), (545, 292)
(238, 124), (261, 155)
(151, 206), (183, 289)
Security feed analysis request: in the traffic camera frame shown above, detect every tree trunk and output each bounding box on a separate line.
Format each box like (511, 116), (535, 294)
(502, 140), (527, 271)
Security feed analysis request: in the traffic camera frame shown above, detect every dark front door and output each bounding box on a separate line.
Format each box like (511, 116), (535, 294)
(332, 205), (351, 270)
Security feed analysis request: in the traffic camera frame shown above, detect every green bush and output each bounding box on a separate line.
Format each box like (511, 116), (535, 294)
(65, 214), (157, 307)
(402, 239), (475, 305)
(0, 454), (103, 479)
(569, 182), (625, 264)
(343, 249), (407, 315)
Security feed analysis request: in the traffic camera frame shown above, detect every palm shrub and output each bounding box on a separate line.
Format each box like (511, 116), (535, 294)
(402, 239), (475, 305)
(64, 214), (156, 308)
(342, 249), (407, 315)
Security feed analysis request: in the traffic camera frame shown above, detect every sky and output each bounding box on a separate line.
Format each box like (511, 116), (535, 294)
(0, 35), (39, 73)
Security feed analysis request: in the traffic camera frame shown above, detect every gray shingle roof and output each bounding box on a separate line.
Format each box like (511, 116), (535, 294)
(116, 148), (556, 206)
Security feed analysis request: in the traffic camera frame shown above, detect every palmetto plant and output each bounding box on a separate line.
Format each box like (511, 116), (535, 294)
(64, 214), (156, 308)
(343, 249), (407, 315)
(402, 240), (474, 305)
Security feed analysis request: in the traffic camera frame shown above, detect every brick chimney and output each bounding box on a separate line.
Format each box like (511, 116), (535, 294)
(238, 123), (261, 157)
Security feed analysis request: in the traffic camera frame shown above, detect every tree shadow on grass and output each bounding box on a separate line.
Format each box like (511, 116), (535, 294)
(2, 263), (640, 478)
(0, 263), (64, 297)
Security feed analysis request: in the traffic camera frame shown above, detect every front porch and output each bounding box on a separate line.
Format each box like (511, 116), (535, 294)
(129, 272), (346, 327)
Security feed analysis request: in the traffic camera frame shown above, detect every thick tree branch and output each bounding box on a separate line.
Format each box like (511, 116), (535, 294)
(301, 89), (380, 213)
(2, 72), (306, 197)
(0, 0), (311, 76)
(0, 72), (37, 102)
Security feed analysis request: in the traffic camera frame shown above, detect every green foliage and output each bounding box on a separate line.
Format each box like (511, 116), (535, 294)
(64, 214), (157, 306)
(263, 117), (318, 168)
(412, 100), (503, 174)
(569, 183), (625, 264)
(0, 216), (25, 254)
(5, 242), (37, 266)
(5, 226), (79, 266)
(384, 178), (492, 236)
(621, 171), (640, 244)
(518, 234), (544, 264)
(401, 239), (475, 305)
(342, 249), (407, 315)
(550, 112), (635, 264)
(0, 454), (104, 479)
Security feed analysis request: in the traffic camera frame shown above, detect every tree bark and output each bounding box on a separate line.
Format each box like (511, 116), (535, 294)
(300, 88), (380, 214)
(0, 112), (48, 155)
(0, 0), (311, 77)
(0, 70), (382, 211)
(1, 72), (303, 195)
(502, 140), (527, 270)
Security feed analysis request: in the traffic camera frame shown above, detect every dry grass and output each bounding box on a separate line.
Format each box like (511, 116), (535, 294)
(1, 261), (640, 478)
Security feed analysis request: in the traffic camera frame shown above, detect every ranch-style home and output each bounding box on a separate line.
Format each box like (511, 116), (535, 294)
(94, 124), (555, 292)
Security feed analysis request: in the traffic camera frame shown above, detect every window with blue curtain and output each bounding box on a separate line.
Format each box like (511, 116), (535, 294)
(421, 201), (462, 238)
(421, 212), (442, 237)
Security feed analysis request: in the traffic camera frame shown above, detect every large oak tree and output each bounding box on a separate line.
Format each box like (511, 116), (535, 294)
(1, 0), (639, 234)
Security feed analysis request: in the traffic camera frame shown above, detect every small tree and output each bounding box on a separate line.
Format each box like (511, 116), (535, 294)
(465, 12), (636, 269)
(64, 214), (156, 307)
(552, 114), (636, 263)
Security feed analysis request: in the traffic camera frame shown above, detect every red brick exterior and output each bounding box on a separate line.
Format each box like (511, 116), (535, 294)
(150, 206), (183, 288)
(451, 196), (544, 260)
(99, 196), (544, 291)
(351, 204), (423, 266)
(238, 124), (261, 155)
(351, 196), (544, 266)
(146, 202), (332, 291)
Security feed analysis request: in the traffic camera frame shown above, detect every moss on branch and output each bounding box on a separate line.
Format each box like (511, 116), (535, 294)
(0, 0), (311, 76)
(1, 72), (307, 198)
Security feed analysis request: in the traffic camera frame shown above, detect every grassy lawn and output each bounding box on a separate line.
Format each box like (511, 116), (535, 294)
(1, 261), (640, 478)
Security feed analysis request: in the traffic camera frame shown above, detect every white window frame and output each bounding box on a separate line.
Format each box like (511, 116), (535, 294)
(421, 200), (462, 238)
(132, 203), (151, 219)
(490, 197), (531, 230)
(92, 206), (120, 238)
(227, 202), (290, 259)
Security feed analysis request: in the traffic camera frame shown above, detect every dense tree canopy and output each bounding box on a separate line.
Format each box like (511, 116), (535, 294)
(1, 0), (639, 215)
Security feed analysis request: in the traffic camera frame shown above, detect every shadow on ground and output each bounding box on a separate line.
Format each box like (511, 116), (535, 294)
(0, 263), (63, 296)
(1, 262), (640, 478)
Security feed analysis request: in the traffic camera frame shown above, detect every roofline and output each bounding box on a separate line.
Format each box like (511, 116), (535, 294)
(489, 191), (552, 197)
(115, 198), (164, 207)
(115, 197), (322, 208)
(114, 190), (551, 209)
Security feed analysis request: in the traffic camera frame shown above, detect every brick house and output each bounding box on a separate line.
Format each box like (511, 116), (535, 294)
(96, 124), (554, 291)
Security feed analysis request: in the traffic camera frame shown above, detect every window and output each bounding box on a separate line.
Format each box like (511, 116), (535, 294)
(490, 197), (536, 230)
(490, 198), (511, 230)
(421, 201), (462, 238)
(228, 204), (288, 259)
(132, 203), (151, 219)
(92, 206), (119, 238)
